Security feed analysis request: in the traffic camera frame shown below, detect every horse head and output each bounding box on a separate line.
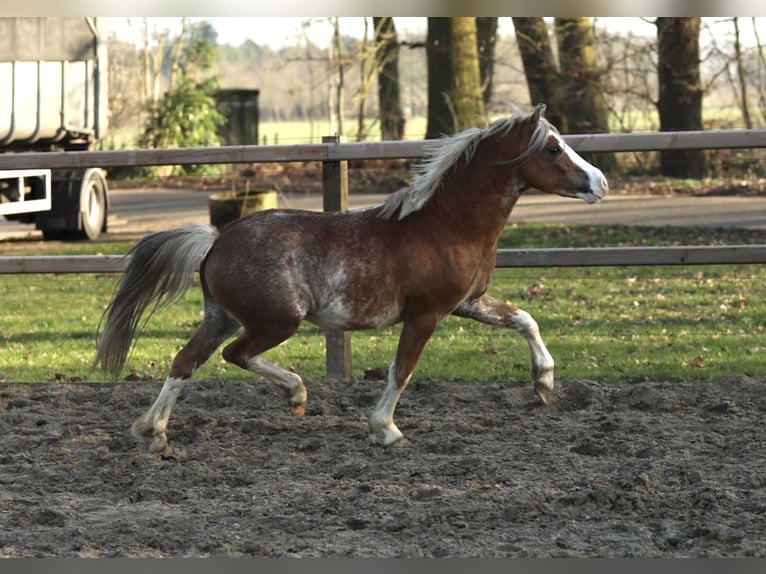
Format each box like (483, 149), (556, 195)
(504, 104), (609, 204)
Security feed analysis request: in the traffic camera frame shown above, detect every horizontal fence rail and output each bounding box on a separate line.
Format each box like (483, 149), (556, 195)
(495, 245), (766, 267)
(0, 129), (763, 170)
(0, 255), (126, 274)
(3, 245), (766, 274)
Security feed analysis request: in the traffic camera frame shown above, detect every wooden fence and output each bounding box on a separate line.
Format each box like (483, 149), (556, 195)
(2, 244), (766, 275)
(0, 129), (764, 170)
(1, 128), (766, 378)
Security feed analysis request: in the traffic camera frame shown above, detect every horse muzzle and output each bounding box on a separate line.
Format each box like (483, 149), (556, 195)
(576, 171), (609, 203)
(576, 190), (605, 204)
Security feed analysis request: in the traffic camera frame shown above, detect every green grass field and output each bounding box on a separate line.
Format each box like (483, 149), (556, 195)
(1, 223), (763, 384)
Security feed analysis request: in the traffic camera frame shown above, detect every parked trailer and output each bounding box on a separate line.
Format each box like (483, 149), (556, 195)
(0, 17), (109, 240)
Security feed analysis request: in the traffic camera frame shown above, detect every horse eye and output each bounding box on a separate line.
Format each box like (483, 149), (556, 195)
(548, 145), (562, 156)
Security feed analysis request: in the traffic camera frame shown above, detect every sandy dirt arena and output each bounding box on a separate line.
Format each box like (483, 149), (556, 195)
(1, 375), (766, 558)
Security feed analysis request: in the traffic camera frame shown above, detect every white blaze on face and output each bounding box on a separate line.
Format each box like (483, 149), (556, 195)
(554, 132), (609, 203)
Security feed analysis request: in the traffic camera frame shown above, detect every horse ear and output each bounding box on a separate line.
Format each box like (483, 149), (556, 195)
(533, 103), (547, 121)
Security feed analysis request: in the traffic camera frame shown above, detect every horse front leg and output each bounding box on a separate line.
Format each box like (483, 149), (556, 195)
(453, 295), (555, 404)
(369, 316), (439, 446)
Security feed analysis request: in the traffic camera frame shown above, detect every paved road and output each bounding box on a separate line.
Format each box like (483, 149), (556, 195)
(2, 186), (766, 241)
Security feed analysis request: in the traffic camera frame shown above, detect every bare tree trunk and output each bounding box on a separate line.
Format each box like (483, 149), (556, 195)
(554, 17), (616, 170)
(450, 17), (486, 131)
(657, 17), (706, 178)
(356, 18), (371, 141)
(753, 17), (766, 125)
(326, 42), (336, 135)
(511, 17), (566, 130)
(142, 19), (152, 104)
(373, 17), (405, 140)
(151, 30), (166, 105)
(305, 34), (316, 142)
(476, 17), (497, 106)
(141, 19), (167, 109)
(168, 18), (188, 93)
(554, 18), (609, 133)
(733, 18), (753, 129)
(106, 24), (144, 133)
(426, 17), (453, 139)
(331, 17), (344, 137)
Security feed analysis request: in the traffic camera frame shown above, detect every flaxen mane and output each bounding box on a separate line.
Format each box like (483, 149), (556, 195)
(378, 110), (551, 220)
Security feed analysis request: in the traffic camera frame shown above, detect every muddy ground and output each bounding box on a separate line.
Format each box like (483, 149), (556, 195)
(1, 375), (766, 557)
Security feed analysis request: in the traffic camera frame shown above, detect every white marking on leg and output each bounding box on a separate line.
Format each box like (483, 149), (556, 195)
(132, 376), (187, 452)
(246, 356), (307, 414)
(369, 363), (407, 445)
(512, 310), (555, 397)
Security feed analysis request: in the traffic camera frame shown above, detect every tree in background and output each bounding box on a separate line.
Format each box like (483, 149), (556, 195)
(139, 20), (225, 175)
(373, 17), (405, 140)
(733, 18), (753, 129)
(107, 37), (144, 137)
(512, 18), (615, 170)
(450, 17), (486, 131)
(476, 17), (498, 106)
(706, 17), (760, 130)
(425, 18), (453, 139)
(425, 17), (488, 138)
(511, 17), (566, 129)
(656, 17), (706, 178)
(327, 17), (346, 137)
(141, 18), (167, 107)
(754, 18), (766, 126)
(106, 16), (764, 179)
(554, 17), (617, 171)
(140, 77), (223, 151)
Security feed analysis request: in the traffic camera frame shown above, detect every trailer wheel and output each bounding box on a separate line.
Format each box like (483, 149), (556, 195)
(40, 168), (108, 241)
(78, 169), (108, 240)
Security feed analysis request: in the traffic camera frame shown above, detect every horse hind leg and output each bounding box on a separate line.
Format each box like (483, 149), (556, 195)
(132, 302), (239, 453)
(221, 321), (307, 416)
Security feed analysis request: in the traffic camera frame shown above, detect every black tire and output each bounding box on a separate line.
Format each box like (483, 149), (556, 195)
(41, 169), (107, 241)
(78, 169), (108, 240)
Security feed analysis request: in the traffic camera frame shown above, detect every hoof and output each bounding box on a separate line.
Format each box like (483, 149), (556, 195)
(131, 418), (169, 453)
(369, 423), (405, 447)
(533, 369), (554, 406)
(284, 384), (307, 417)
(535, 386), (551, 406)
(148, 436), (171, 454)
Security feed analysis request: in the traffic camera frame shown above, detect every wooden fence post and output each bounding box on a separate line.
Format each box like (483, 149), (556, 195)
(322, 135), (352, 380)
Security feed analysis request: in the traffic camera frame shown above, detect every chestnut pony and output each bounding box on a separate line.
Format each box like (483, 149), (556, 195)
(95, 104), (608, 452)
